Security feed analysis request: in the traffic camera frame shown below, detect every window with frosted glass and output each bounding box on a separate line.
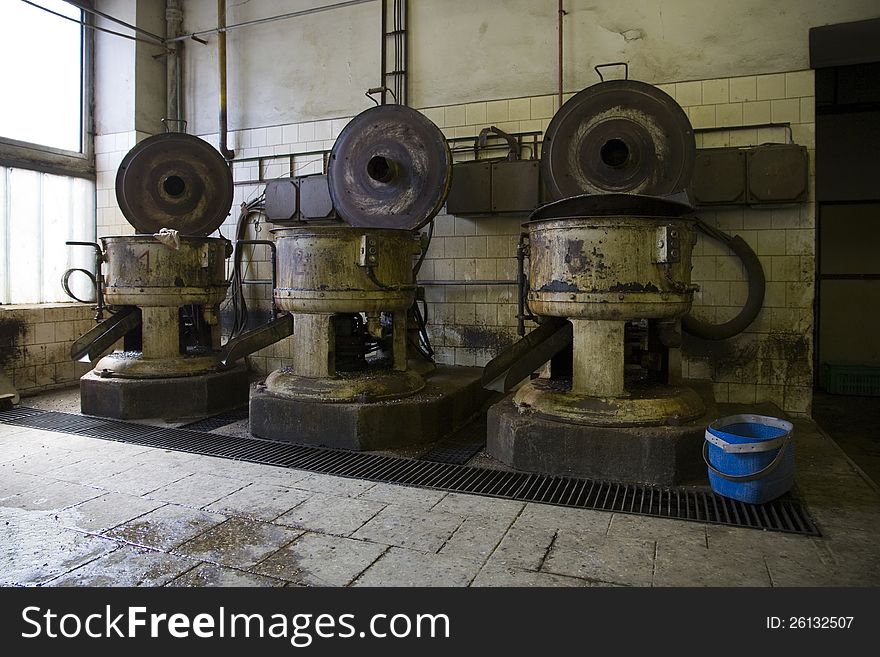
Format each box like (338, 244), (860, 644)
(0, 0), (83, 153)
(0, 166), (96, 304)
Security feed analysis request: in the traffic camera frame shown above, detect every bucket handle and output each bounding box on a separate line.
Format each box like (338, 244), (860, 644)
(704, 429), (788, 453)
(702, 433), (792, 483)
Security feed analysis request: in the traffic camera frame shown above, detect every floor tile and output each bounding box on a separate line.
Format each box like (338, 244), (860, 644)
(351, 507), (463, 552)
(543, 533), (656, 586)
(438, 515), (511, 561)
(292, 474), (377, 498)
(486, 525), (556, 571)
(205, 482), (312, 521)
(167, 562), (286, 587)
(357, 482), (447, 510)
(353, 547), (481, 587)
(512, 503), (612, 534)
(58, 491), (165, 533)
(174, 518), (301, 568)
(431, 492), (524, 521)
(255, 532), (387, 586)
(0, 507), (120, 586)
(275, 493), (384, 536)
(90, 462), (195, 496)
(608, 514), (708, 547)
(146, 471), (250, 508)
(472, 563), (588, 587)
(47, 546), (197, 587)
(653, 541), (772, 586)
(107, 504), (226, 550)
(3, 479), (105, 512)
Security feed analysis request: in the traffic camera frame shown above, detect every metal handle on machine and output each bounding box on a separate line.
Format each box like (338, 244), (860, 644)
(160, 117), (188, 133)
(476, 126), (520, 161)
(236, 239), (278, 319)
(65, 241), (107, 321)
(594, 62), (629, 82)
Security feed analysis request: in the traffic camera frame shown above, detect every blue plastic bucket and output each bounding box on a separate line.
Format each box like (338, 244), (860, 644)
(703, 414), (794, 504)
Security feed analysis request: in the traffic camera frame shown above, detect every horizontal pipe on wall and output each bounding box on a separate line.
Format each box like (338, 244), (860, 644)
(418, 280), (516, 286)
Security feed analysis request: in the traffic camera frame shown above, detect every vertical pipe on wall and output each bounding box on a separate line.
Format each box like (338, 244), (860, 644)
(380, 0), (387, 105)
(165, 0), (183, 127)
(402, 0), (408, 106)
(217, 0), (234, 159)
(557, 0), (564, 109)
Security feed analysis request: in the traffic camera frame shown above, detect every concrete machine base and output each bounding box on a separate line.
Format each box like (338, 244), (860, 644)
(487, 380), (717, 486)
(250, 365), (492, 451)
(80, 364), (250, 420)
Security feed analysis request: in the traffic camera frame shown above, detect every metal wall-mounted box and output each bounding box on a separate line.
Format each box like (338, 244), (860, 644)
(747, 144), (809, 203)
(447, 159), (540, 216)
(692, 148), (747, 205)
(264, 178), (299, 223)
(693, 143), (809, 206)
(299, 174), (335, 220)
(491, 160), (540, 213)
(446, 161), (491, 215)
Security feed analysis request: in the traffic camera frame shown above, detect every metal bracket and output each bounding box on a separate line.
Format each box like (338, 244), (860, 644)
(358, 234), (380, 267)
(654, 225), (682, 264)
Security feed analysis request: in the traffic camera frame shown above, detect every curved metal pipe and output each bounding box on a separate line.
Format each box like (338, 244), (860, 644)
(217, 0), (234, 159)
(682, 220), (766, 340)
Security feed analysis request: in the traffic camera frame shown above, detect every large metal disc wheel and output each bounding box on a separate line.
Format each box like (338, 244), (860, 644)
(328, 104), (451, 231)
(541, 80), (695, 199)
(115, 132), (234, 236)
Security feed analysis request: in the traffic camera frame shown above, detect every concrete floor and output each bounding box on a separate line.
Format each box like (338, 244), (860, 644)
(813, 391), (880, 485)
(1, 386), (878, 587)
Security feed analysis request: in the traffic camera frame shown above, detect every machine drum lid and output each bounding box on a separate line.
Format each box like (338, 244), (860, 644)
(541, 80), (695, 200)
(115, 132), (234, 236)
(328, 104), (452, 231)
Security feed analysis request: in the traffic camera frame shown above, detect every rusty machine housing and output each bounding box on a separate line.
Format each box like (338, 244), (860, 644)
(241, 104), (492, 449)
(485, 79), (717, 485)
(70, 132), (248, 419)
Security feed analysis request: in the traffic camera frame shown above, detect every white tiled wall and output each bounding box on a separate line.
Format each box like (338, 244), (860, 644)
(95, 130), (150, 238)
(0, 303), (95, 395)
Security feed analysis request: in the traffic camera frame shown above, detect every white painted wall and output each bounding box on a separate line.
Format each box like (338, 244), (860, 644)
(94, 0), (136, 135)
(95, 0), (166, 135)
(180, 0), (879, 133)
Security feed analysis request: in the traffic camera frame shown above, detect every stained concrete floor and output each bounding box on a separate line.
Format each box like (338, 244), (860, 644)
(813, 391), (880, 486)
(1, 386), (879, 587)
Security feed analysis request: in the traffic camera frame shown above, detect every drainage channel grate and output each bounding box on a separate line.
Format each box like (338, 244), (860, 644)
(0, 405), (49, 421)
(179, 407), (250, 432)
(420, 417), (487, 465)
(420, 441), (485, 465)
(0, 406), (821, 536)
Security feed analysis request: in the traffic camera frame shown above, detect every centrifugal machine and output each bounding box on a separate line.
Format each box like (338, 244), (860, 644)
(486, 80), (716, 485)
(70, 132), (248, 419)
(235, 104), (490, 449)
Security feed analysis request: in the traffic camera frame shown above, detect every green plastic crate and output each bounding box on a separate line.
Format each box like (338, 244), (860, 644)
(821, 363), (880, 396)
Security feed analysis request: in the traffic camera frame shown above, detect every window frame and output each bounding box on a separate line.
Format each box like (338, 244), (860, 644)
(0, 2), (95, 180)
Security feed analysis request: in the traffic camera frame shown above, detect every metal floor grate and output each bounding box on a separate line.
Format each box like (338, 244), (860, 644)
(420, 417), (487, 465)
(179, 408), (250, 432)
(0, 405), (50, 421)
(0, 406), (821, 536)
(420, 441), (486, 465)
